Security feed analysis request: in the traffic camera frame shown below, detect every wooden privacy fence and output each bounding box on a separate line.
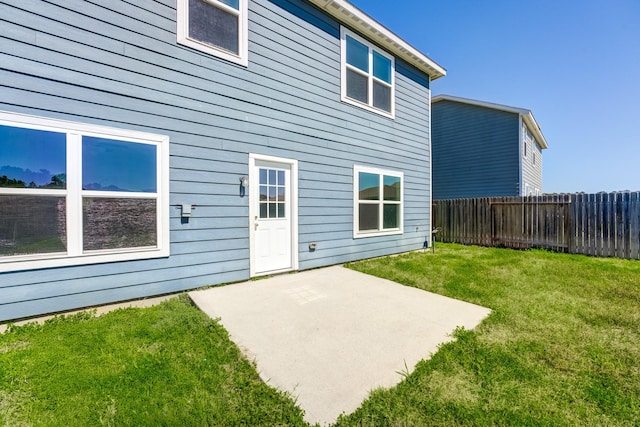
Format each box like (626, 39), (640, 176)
(433, 192), (640, 260)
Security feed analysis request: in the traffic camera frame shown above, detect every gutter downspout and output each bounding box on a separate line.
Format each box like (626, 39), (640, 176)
(428, 85), (433, 248)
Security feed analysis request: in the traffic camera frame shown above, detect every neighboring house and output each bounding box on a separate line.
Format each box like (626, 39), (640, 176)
(431, 95), (548, 199)
(0, 0), (445, 321)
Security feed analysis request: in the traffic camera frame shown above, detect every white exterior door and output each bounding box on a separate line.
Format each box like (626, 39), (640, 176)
(249, 154), (298, 276)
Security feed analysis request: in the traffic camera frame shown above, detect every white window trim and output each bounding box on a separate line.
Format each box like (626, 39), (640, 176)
(353, 165), (403, 239)
(340, 27), (395, 119)
(0, 111), (170, 273)
(177, 0), (249, 66)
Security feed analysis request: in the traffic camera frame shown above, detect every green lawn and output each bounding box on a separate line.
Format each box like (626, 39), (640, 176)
(339, 244), (640, 426)
(0, 296), (307, 426)
(1, 244), (639, 426)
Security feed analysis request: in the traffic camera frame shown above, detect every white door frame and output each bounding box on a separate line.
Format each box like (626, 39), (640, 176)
(249, 153), (299, 277)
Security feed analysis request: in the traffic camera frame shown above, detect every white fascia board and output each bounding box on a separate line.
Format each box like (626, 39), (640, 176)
(522, 112), (548, 150)
(433, 94), (549, 149)
(307, 0), (446, 80)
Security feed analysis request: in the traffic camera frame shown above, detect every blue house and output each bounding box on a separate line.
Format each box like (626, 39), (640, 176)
(0, 0), (445, 321)
(431, 95), (548, 200)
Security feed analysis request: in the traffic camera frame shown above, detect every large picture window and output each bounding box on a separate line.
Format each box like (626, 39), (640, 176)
(0, 111), (169, 273)
(341, 27), (395, 118)
(353, 165), (403, 238)
(177, 0), (248, 66)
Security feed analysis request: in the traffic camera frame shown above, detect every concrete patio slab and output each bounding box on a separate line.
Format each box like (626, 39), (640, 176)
(189, 265), (491, 426)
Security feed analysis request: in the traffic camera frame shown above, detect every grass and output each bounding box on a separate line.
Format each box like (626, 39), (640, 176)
(1, 244), (639, 426)
(0, 295), (307, 426)
(339, 244), (640, 426)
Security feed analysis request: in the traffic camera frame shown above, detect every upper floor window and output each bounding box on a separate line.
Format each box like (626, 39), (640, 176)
(341, 27), (395, 118)
(354, 165), (403, 238)
(177, 0), (248, 66)
(0, 111), (169, 273)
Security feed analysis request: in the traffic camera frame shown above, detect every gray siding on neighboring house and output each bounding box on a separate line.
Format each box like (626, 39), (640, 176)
(0, 0), (432, 321)
(432, 100), (520, 199)
(521, 123), (543, 194)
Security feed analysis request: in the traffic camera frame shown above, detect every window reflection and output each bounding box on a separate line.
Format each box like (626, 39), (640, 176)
(383, 175), (401, 201)
(359, 172), (379, 200)
(0, 125), (66, 189)
(83, 137), (156, 192)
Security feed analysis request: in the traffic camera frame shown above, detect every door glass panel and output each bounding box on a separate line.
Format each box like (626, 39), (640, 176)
(0, 195), (67, 256)
(83, 136), (156, 192)
(0, 125), (66, 189)
(359, 203), (379, 231)
(258, 167), (287, 219)
(346, 69), (368, 104)
(383, 175), (401, 201)
(359, 172), (379, 200)
(83, 198), (157, 251)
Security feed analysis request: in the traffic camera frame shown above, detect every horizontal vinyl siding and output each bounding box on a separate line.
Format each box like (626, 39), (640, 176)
(432, 101), (519, 199)
(0, 0), (432, 321)
(522, 131), (543, 194)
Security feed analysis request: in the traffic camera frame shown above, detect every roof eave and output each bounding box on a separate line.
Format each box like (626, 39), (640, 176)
(523, 113), (548, 150)
(307, 0), (446, 80)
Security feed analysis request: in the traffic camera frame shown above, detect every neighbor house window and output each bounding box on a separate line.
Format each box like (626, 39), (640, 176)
(0, 111), (169, 273)
(341, 27), (395, 118)
(354, 165), (403, 238)
(177, 0), (248, 66)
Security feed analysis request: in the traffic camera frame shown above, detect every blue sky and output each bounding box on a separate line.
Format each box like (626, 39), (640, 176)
(350, 0), (640, 194)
